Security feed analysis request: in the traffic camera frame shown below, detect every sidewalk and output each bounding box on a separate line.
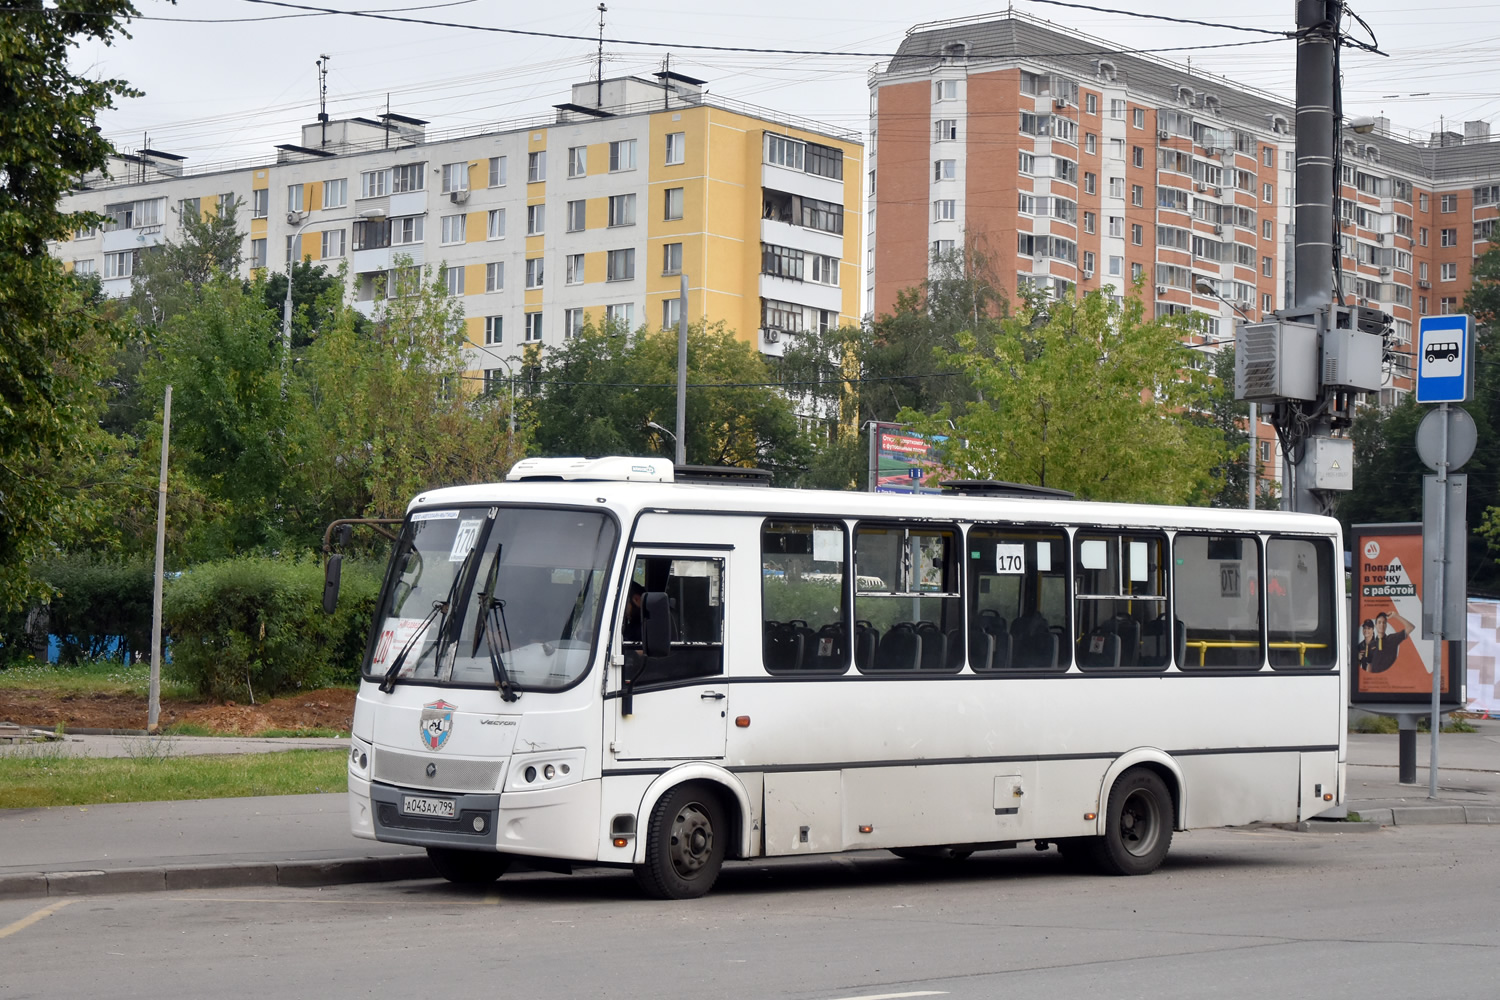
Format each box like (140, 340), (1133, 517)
(2, 722), (1496, 900)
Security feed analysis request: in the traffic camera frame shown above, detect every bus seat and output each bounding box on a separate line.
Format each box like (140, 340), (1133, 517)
(811, 623), (847, 670)
(854, 620), (878, 671)
(977, 609), (1007, 635)
(1079, 627), (1121, 668)
(674, 576), (713, 643)
(766, 621), (804, 671)
(991, 631), (1013, 669)
(969, 626), (995, 671)
(1011, 613), (1057, 669)
(1114, 616), (1141, 667)
(915, 622), (945, 669)
(944, 628), (965, 670)
(1174, 618), (1187, 668)
(873, 622), (921, 671)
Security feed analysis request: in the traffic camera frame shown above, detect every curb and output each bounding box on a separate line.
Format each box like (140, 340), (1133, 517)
(0, 855), (434, 901)
(1347, 804), (1500, 827)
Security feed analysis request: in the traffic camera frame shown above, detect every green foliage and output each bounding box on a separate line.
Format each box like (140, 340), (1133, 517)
(128, 197), (247, 326)
(901, 288), (1224, 503)
(261, 256), (347, 348)
(529, 319), (808, 479)
(0, 2), (140, 610)
(31, 554), (155, 664)
(164, 556), (380, 701)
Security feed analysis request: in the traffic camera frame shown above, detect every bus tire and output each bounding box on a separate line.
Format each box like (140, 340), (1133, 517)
(426, 847), (511, 885)
(1089, 768), (1173, 876)
(634, 782), (727, 900)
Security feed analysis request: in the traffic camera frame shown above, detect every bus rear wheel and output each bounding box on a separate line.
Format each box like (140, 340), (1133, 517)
(426, 846), (511, 885)
(634, 783), (727, 900)
(1089, 768), (1173, 876)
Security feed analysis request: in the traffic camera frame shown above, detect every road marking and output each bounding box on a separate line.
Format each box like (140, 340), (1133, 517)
(824, 993), (948, 1000)
(0, 899), (75, 940)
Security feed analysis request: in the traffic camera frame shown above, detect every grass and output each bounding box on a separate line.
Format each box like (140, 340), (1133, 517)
(0, 659), (197, 700)
(0, 747), (349, 808)
(1350, 713), (1479, 734)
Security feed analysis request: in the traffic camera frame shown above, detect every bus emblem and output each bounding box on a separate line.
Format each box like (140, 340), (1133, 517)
(420, 700), (457, 751)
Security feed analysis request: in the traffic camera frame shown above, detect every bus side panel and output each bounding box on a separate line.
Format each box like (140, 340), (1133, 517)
(1299, 750), (1341, 820)
(764, 771), (841, 854)
(1178, 752), (1301, 827)
(598, 773), (655, 862)
(1032, 758), (1117, 838)
(838, 763), (1036, 849)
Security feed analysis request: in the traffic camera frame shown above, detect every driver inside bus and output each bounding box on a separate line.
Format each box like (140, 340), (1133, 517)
(621, 582), (645, 643)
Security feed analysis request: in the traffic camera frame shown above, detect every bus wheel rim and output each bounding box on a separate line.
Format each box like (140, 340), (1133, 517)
(669, 803), (713, 876)
(1119, 789), (1161, 857)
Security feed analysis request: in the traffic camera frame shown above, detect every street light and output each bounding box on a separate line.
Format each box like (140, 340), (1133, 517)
(1194, 278), (1259, 511)
(281, 207), (385, 390)
(645, 420), (677, 452)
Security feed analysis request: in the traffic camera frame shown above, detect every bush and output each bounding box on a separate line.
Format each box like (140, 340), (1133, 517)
(163, 556), (380, 701)
(42, 555), (156, 664)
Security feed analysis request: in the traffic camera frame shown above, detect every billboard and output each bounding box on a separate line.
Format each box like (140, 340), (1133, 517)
(867, 421), (948, 494)
(1350, 523), (1463, 707)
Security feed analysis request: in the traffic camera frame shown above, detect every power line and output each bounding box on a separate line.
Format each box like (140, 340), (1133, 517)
(1020, 0), (1291, 38)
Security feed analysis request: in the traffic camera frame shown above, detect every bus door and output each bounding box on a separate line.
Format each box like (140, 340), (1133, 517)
(608, 548), (729, 761)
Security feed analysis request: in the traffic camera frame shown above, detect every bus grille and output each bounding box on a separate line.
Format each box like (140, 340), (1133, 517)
(373, 748), (505, 793)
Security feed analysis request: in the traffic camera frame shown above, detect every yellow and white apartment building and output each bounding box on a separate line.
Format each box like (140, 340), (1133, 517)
(57, 73), (863, 384)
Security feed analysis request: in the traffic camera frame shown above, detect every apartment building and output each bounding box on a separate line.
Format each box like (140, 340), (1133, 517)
(58, 73), (863, 383)
(869, 13), (1500, 484)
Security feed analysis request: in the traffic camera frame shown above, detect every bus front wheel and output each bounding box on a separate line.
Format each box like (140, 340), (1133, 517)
(427, 846), (511, 885)
(1089, 768), (1174, 876)
(634, 783), (727, 900)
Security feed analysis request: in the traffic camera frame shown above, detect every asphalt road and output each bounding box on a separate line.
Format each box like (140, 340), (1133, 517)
(3, 823), (1497, 1000)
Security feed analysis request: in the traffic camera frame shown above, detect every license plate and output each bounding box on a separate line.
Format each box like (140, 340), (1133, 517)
(402, 794), (455, 818)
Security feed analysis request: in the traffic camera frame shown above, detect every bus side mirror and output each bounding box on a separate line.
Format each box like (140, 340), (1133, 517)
(323, 554), (343, 614)
(641, 591), (672, 658)
(334, 524), (353, 547)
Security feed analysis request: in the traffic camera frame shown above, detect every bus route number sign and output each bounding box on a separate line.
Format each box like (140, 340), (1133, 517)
(995, 544), (1025, 574)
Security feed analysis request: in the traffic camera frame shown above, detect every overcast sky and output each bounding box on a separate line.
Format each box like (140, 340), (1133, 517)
(76, 0), (1500, 167)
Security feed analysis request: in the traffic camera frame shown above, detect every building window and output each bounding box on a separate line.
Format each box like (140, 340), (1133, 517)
(1441, 296), (1457, 314)
(934, 199), (956, 221)
(287, 184), (303, 213)
(664, 187), (684, 221)
(606, 248), (635, 281)
(763, 243), (803, 280)
(1107, 216), (1123, 238)
(1131, 184), (1143, 207)
(663, 296), (682, 331)
(360, 169), (389, 199)
(1419, 227), (1429, 246)
(251, 189), (269, 219)
(525, 312), (543, 342)
(605, 302), (634, 331)
(1262, 146), (1274, 167)
(528, 151), (546, 183)
(564, 307), (585, 339)
(663, 242), (682, 275)
(103, 250), (134, 279)
(805, 143), (843, 179)
(178, 197), (200, 223)
(766, 134), (804, 169)
(444, 266), (465, 296)
(391, 215), (423, 245)
(568, 146), (587, 178)
(566, 253), (585, 284)
(1084, 211), (1096, 234)
(1109, 176), (1124, 198)
(609, 139), (637, 172)
(489, 156), (507, 187)
(487, 208), (505, 240)
(527, 204), (545, 235)
(1441, 262), (1458, 281)
(1085, 133), (1096, 155)
(608, 193), (636, 227)
(321, 229), (345, 258)
(800, 198), (843, 234)
(935, 79), (958, 100)
(441, 162), (469, 193)
(1441, 194), (1457, 213)
(1109, 99), (1125, 119)
(486, 261), (504, 292)
(1083, 250), (1095, 274)
(1107, 255), (1123, 276)
(936, 119), (958, 141)
(248, 239), (266, 268)
(1085, 93), (1098, 114)
(665, 132), (685, 165)
(392, 163), (424, 193)
(810, 253), (839, 285)
(934, 159), (956, 181)
(72, 258), (96, 276)
(1132, 224), (1143, 246)
(1440, 228), (1457, 247)
(525, 257), (544, 289)
(1019, 152), (1035, 174)
(932, 239), (955, 256)
(321, 178), (347, 209)
(1084, 172), (1096, 195)
(440, 214), (466, 244)
(1263, 183), (1274, 203)
(1132, 146), (1144, 168)
(1263, 255), (1274, 277)
(1132, 107), (1144, 129)
(1263, 219), (1274, 240)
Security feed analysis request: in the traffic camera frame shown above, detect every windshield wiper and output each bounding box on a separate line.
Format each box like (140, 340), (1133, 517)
(378, 599), (447, 693)
(470, 544), (519, 702)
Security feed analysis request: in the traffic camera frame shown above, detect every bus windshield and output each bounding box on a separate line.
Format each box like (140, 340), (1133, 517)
(365, 506), (618, 691)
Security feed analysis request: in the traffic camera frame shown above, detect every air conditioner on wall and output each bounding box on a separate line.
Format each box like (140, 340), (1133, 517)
(1419, 280), (1431, 289)
(1195, 183), (1206, 192)
(1156, 285), (1167, 296)
(1055, 98), (1069, 109)
(449, 190), (469, 204)
(763, 328), (780, 343)
(1213, 224), (1224, 235)
(1379, 266), (1391, 275)
(1158, 130), (1170, 140)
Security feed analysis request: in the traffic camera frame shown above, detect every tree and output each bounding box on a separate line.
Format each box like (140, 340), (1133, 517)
(900, 288), (1224, 504)
(128, 198), (246, 326)
(530, 320), (807, 478)
(0, 1), (140, 609)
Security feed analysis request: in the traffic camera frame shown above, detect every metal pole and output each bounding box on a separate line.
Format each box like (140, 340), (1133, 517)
(1248, 401), (1257, 510)
(1429, 400), (1448, 798)
(148, 386), (172, 733)
(675, 272), (687, 467)
(281, 223), (303, 394)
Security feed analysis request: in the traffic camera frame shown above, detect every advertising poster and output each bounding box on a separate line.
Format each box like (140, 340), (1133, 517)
(1351, 524), (1461, 706)
(868, 421), (947, 494)
(1468, 599), (1500, 718)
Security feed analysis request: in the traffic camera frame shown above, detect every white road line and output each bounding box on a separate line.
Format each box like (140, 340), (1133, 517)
(824, 993), (949, 1000)
(0, 899), (75, 940)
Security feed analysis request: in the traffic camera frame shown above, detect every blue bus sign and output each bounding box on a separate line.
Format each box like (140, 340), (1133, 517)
(1415, 315), (1473, 404)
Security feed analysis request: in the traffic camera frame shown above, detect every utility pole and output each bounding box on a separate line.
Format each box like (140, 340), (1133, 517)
(148, 386), (172, 733)
(675, 273), (688, 467)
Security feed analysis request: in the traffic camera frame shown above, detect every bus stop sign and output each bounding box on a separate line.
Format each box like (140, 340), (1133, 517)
(1415, 315), (1473, 404)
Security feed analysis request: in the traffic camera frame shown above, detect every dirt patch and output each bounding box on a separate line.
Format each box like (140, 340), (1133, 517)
(0, 688), (355, 735)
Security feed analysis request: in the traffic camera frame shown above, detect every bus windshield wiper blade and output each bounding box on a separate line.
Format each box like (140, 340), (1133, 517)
(481, 598), (520, 702)
(379, 600), (447, 693)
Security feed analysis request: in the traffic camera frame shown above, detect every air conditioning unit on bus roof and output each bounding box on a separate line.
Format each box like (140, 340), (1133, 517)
(505, 456), (675, 483)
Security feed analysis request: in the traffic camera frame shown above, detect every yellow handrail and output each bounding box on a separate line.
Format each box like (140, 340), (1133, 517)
(1182, 639), (1329, 667)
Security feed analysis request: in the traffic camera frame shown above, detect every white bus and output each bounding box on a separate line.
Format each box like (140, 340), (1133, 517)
(342, 456), (1347, 899)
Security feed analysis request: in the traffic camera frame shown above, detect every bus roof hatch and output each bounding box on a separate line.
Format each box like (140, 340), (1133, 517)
(505, 456), (675, 483)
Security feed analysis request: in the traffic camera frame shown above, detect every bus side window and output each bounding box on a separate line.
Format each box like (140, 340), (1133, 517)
(761, 521), (849, 674)
(623, 556), (725, 686)
(1075, 532), (1168, 670)
(1172, 533), (1263, 669)
(853, 522), (963, 673)
(968, 527), (1069, 671)
(1266, 536), (1336, 668)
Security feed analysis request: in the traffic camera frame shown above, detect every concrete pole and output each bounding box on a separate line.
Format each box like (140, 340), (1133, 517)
(280, 223), (306, 395)
(1248, 401), (1257, 510)
(675, 272), (688, 467)
(148, 386), (172, 733)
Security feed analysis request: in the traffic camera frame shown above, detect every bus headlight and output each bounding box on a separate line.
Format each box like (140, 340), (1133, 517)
(348, 735), (373, 778)
(506, 749), (585, 791)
